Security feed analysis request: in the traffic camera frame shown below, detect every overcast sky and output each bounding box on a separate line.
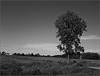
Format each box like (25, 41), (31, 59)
(1, 0), (100, 55)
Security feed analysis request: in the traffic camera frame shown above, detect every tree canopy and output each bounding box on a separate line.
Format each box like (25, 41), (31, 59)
(55, 10), (87, 55)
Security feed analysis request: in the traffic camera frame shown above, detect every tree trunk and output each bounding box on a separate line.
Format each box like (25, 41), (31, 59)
(79, 54), (83, 62)
(68, 54), (70, 63)
(80, 55), (82, 59)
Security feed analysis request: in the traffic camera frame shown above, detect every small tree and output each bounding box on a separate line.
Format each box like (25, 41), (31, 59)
(30, 53), (34, 56)
(55, 10), (87, 62)
(35, 53), (40, 57)
(1, 51), (6, 55)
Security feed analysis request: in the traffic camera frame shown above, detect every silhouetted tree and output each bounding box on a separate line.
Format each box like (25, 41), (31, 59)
(30, 53), (34, 56)
(55, 10), (87, 62)
(35, 53), (40, 57)
(21, 53), (25, 56)
(1, 51), (6, 55)
(12, 53), (17, 55)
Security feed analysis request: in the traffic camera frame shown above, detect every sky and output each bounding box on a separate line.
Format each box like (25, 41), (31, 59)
(1, 0), (100, 55)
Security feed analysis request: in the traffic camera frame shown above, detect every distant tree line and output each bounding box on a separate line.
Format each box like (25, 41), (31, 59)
(0, 51), (10, 55)
(0, 51), (51, 57)
(12, 53), (41, 57)
(81, 52), (100, 60)
(0, 51), (100, 60)
(52, 52), (100, 60)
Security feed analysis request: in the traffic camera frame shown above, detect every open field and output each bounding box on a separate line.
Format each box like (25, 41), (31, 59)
(0, 55), (100, 76)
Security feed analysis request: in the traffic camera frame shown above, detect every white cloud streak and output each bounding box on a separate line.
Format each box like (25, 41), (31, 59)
(81, 35), (100, 40)
(86, 49), (100, 54)
(23, 43), (58, 51)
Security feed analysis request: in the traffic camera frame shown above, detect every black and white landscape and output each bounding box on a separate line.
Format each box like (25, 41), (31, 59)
(0, 0), (100, 76)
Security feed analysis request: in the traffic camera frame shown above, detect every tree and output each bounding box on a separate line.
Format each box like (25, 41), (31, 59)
(1, 51), (6, 55)
(55, 10), (87, 62)
(35, 53), (40, 57)
(21, 53), (25, 56)
(12, 53), (17, 55)
(30, 53), (34, 56)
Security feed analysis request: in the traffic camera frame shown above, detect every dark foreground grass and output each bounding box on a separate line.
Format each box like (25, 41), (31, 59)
(0, 60), (100, 76)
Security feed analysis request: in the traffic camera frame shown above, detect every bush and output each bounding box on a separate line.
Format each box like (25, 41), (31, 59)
(82, 52), (100, 60)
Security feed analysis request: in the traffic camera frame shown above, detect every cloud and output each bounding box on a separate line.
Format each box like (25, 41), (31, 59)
(23, 43), (58, 51)
(81, 35), (100, 40)
(86, 49), (100, 54)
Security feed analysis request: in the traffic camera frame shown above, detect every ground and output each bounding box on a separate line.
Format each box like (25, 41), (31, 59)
(0, 55), (100, 76)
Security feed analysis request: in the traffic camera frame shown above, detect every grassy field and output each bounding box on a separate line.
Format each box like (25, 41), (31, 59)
(0, 55), (100, 76)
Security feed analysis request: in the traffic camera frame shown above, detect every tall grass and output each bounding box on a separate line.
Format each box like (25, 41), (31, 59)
(0, 60), (100, 75)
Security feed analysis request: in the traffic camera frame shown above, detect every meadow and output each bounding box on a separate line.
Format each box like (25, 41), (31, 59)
(0, 55), (100, 76)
